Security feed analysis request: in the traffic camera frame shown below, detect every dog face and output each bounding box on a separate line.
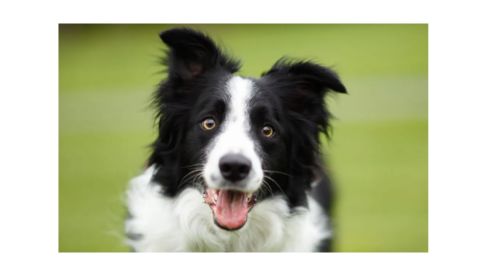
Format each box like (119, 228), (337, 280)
(149, 28), (346, 231)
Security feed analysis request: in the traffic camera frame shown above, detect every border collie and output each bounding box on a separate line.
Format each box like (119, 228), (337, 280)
(125, 28), (347, 252)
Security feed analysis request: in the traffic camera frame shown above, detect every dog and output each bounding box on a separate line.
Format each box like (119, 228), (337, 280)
(124, 28), (347, 252)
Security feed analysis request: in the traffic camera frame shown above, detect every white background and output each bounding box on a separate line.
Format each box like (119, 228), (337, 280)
(1, 0), (479, 279)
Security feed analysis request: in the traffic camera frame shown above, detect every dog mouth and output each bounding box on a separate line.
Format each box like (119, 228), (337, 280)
(203, 188), (257, 230)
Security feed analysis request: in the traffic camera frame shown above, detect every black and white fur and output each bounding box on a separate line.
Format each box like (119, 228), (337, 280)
(125, 28), (347, 252)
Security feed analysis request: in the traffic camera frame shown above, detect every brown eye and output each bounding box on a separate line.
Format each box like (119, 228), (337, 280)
(201, 118), (216, 131)
(261, 126), (275, 138)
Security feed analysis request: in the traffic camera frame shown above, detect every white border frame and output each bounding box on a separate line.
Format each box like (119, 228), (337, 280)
(2, 0), (480, 279)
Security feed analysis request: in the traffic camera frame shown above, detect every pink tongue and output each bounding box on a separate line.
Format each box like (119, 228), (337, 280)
(214, 190), (249, 230)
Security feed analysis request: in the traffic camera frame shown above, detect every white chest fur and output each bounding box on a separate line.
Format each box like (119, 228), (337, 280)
(125, 167), (331, 252)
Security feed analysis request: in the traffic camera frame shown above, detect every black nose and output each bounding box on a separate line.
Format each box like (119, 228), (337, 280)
(219, 154), (251, 182)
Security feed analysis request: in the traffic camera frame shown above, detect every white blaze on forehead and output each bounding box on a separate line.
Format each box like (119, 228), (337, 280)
(203, 76), (263, 192)
(218, 76), (255, 154)
(225, 76), (254, 137)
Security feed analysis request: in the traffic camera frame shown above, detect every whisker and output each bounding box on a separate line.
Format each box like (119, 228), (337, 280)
(177, 168), (203, 188)
(261, 178), (274, 197)
(263, 175), (287, 197)
(263, 169), (291, 177)
(192, 173), (205, 187)
(180, 163), (205, 169)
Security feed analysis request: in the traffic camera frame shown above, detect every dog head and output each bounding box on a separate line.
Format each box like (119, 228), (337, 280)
(149, 28), (346, 230)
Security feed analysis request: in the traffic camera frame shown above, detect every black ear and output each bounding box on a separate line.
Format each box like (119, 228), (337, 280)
(160, 28), (240, 80)
(261, 58), (347, 133)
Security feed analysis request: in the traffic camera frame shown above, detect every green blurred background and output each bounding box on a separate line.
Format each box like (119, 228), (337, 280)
(59, 24), (428, 252)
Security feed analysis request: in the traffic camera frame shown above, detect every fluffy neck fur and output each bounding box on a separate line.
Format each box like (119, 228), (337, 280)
(125, 166), (331, 252)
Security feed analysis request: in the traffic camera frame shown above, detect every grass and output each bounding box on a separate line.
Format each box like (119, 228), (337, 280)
(329, 120), (427, 251)
(59, 24), (428, 252)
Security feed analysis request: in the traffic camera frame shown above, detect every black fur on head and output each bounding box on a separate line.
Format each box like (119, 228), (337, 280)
(261, 58), (347, 136)
(255, 58), (347, 208)
(160, 28), (240, 80)
(148, 28), (240, 196)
